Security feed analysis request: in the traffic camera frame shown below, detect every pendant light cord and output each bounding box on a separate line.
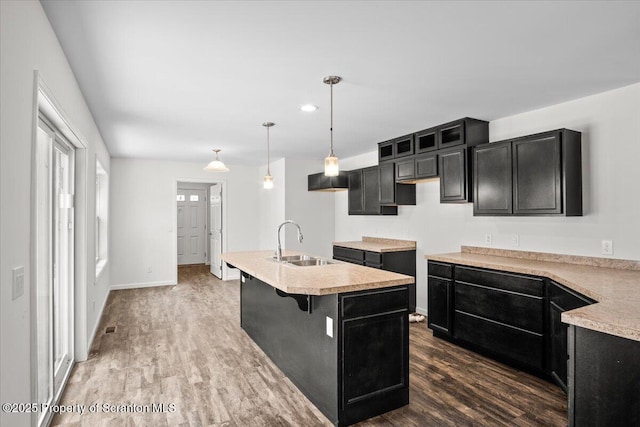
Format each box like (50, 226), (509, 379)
(329, 81), (334, 156)
(267, 125), (271, 174)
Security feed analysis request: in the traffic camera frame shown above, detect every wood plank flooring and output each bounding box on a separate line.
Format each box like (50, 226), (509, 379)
(52, 265), (566, 426)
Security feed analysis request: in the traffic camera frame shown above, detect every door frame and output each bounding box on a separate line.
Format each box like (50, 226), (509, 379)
(172, 178), (228, 283)
(31, 72), (89, 427)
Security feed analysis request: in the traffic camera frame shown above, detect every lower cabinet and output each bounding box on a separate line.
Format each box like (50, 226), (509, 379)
(426, 261), (590, 377)
(335, 246), (416, 312)
(548, 280), (595, 392)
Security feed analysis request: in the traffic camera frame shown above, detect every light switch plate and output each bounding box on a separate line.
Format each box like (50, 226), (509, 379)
(326, 316), (333, 338)
(12, 266), (25, 300)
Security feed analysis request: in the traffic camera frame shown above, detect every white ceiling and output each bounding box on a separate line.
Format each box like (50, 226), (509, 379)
(41, 1), (640, 166)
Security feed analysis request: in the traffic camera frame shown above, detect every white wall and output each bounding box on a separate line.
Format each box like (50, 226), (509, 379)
(110, 158), (262, 287)
(335, 83), (640, 314)
(1, 1), (110, 426)
(258, 159), (286, 251)
(284, 159), (336, 258)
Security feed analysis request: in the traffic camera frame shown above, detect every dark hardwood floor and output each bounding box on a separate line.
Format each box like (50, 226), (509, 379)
(52, 265), (566, 426)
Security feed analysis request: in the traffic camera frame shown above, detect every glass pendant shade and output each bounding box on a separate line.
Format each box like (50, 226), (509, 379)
(204, 149), (229, 172)
(324, 155), (339, 176)
(263, 174), (274, 189)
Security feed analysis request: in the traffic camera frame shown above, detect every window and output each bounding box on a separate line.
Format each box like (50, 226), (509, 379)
(95, 160), (109, 277)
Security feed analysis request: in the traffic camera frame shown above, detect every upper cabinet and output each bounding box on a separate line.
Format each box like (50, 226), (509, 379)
(388, 118), (489, 204)
(473, 129), (582, 216)
(308, 171), (349, 191)
(379, 163), (416, 206)
(348, 167), (398, 215)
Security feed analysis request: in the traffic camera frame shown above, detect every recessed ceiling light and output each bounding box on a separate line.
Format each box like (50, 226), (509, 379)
(300, 104), (318, 112)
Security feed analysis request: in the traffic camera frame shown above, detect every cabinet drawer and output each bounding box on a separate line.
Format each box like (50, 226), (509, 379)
(333, 246), (365, 263)
(455, 282), (544, 334)
(365, 251), (382, 265)
(549, 281), (595, 311)
(454, 310), (544, 371)
(427, 261), (453, 279)
(455, 266), (544, 297)
(341, 286), (408, 319)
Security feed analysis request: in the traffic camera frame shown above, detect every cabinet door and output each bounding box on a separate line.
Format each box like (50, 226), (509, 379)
(415, 127), (438, 153)
(394, 135), (414, 158)
(378, 163), (396, 204)
(415, 153), (438, 179)
(513, 132), (562, 214)
(395, 158), (415, 182)
(427, 276), (453, 336)
(363, 166), (380, 214)
(378, 140), (395, 163)
(438, 120), (465, 150)
(439, 148), (467, 202)
(473, 141), (512, 215)
(348, 170), (364, 215)
(342, 311), (407, 405)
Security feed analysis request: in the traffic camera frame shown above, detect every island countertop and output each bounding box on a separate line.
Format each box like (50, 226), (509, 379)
(425, 246), (640, 342)
(222, 250), (414, 295)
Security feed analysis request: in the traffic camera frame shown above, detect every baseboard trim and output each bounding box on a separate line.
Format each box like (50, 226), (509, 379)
(415, 306), (428, 316)
(110, 281), (176, 291)
(85, 288), (110, 361)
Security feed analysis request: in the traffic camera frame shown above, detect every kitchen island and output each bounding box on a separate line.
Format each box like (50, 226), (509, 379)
(221, 250), (414, 427)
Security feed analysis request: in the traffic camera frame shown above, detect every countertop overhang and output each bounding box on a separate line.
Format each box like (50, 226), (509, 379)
(222, 250), (414, 296)
(426, 247), (640, 342)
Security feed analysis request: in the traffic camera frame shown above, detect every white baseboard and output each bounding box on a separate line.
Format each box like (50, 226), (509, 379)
(110, 281), (176, 291)
(415, 306), (428, 316)
(86, 288), (110, 359)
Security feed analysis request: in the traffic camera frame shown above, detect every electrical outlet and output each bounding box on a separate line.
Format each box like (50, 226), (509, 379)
(511, 234), (520, 247)
(484, 234), (492, 245)
(147, 266), (152, 273)
(12, 266), (25, 300)
(601, 240), (613, 255)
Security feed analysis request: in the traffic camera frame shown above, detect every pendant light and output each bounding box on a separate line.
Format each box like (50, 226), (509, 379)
(324, 75), (341, 177)
(263, 122), (275, 189)
(204, 149), (229, 172)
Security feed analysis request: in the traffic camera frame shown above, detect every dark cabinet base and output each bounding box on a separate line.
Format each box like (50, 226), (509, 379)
(240, 272), (409, 426)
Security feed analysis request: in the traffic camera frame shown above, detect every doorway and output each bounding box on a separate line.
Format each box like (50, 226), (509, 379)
(175, 181), (225, 279)
(35, 115), (75, 427)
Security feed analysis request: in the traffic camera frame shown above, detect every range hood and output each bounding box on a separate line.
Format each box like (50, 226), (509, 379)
(307, 171), (349, 191)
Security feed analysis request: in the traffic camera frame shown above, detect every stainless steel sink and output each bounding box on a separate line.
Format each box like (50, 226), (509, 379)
(272, 255), (315, 262)
(288, 259), (336, 267)
(270, 254), (336, 266)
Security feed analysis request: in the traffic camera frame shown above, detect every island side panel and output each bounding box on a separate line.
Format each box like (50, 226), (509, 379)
(240, 272), (339, 424)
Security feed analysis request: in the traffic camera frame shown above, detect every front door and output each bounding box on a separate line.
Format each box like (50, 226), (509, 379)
(209, 184), (222, 278)
(177, 187), (206, 265)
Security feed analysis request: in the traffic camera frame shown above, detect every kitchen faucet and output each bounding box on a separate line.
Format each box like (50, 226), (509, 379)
(276, 220), (303, 262)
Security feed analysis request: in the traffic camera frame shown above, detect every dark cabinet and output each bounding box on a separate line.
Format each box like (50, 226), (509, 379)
(378, 140), (395, 163)
(548, 281), (594, 393)
(379, 163), (416, 206)
(439, 148), (469, 203)
(348, 167), (398, 216)
(473, 141), (512, 215)
(568, 326), (640, 427)
(335, 246), (416, 312)
(428, 262), (546, 373)
(396, 153), (438, 182)
(427, 262), (453, 336)
(308, 171), (349, 191)
(378, 135), (414, 163)
(348, 169), (364, 215)
(340, 287), (409, 425)
(415, 127), (438, 154)
(438, 120), (465, 150)
(473, 129), (582, 216)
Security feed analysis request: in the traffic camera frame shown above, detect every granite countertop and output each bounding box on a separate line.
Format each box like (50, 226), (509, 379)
(425, 247), (640, 342)
(333, 236), (417, 253)
(222, 250), (414, 296)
